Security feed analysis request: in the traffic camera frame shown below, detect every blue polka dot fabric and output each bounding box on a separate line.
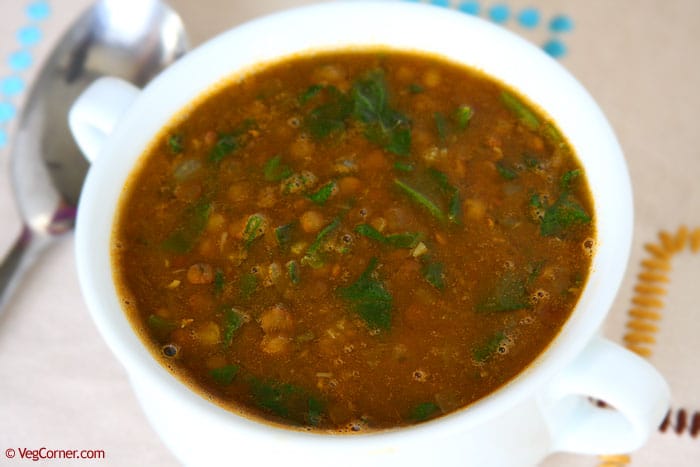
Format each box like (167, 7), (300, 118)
(400, 0), (574, 59)
(0, 1), (51, 150)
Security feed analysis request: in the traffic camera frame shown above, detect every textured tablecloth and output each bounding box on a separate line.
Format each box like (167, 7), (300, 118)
(0, 1), (698, 465)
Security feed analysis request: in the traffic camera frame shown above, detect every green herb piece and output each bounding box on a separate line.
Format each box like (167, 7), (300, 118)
(524, 155), (541, 169)
(394, 179), (446, 223)
(355, 224), (422, 249)
(250, 379), (296, 418)
(447, 190), (462, 225)
(454, 104), (473, 130)
(307, 180), (337, 205)
(496, 161), (518, 180)
(337, 257), (393, 330)
(434, 111), (448, 144)
(239, 273), (258, 301)
(147, 314), (177, 338)
(263, 154), (293, 182)
(209, 134), (239, 163)
(352, 70), (412, 156)
(560, 169), (582, 190)
(409, 402), (440, 422)
(409, 83), (424, 94)
(209, 119), (257, 163)
(501, 91), (540, 131)
(386, 232), (423, 249)
(476, 271), (530, 312)
(302, 217), (341, 268)
(161, 199), (212, 253)
(286, 260), (300, 285)
(473, 331), (507, 363)
(248, 379), (326, 426)
(421, 260), (445, 290)
(222, 307), (246, 347)
(242, 213), (267, 248)
(543, 122), (564, 145)
(275, 223), (295, 250)
(306, 86), (353, 139)
(539, 196), (591, 237)
(307, 396), (325, 427)
(214, 270), (225, 296)
(427, 168), (462, 224)
(167, 134), (184, 154)
(533, 170), (591, 237)
(210, 365), (239, 385)
(354, 223), (386, 243)
(394, 161), (414, 172)
(299, 84), (324, 105)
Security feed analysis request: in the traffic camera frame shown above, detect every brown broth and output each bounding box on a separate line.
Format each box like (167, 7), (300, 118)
(112, 49), (595, 433)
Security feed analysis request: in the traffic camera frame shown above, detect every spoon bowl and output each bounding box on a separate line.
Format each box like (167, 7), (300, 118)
(0, 0), (188, 312)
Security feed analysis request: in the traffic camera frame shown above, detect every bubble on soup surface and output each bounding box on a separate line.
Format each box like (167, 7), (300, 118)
(162, 343), (179, 358)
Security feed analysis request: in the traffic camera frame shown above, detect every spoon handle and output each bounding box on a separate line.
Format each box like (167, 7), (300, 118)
(0, 226), (49, 313)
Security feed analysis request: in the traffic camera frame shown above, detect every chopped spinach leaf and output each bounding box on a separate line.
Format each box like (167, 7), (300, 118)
(286, 260), (300, 285)
(409, 402), (441, 422)
(496, 161), (518, 180)
(394, 161), (414, 172)
(434, 111), (449, 144)
(210, 365), (239, 385)
(147, 314), (177, 338)
(209, 134), (239, 163)
(248, 378), (325, 425)
(209, 119), (257, 163)
(239, 273), (258, 301)
(242, 213), (267, 248)
(307, 180), (337, 205)
(473, 331), (507, 363)
(352, 70), (412, 156)
(222, 307), (246, 347)
(476, 271), (530, 312)
(454, 104), (473, 130)
(394, 179), (446, 223)
(501, 91), (540, 131)
(539, 196), (591, 237)
(409, 83), (424, 94)
(214, 270), (225, 296)
(306, 86), (353, 139)
(533, 170), (591, 237)
(302, 217), (341, 268)
(299, 84), (324, 105)
(428, 168), (462, 224)
(306, 396), (325, 427)
(263, 154), (293, 182)
(275, 222), (295, 250)
(167, 134), (184, 154)
(421, 259), (445, 290)
(161, 199), (211, 253)
(355, 224), (422, 249)
(338, 257), (393, 330)
(560, 169), (582, 190)
(354, 223), (386, 243)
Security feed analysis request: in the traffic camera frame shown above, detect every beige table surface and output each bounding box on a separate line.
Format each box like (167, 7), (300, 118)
(0, 0), (698, 465)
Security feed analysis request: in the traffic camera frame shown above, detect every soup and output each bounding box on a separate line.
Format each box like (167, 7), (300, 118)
(113, 49), (595, 433)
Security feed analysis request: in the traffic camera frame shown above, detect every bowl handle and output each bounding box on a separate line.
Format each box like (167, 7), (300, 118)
(68, 76), (140, 163)
(539, 334), (670, 454)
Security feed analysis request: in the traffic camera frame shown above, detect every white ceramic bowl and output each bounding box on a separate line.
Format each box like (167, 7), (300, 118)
(70, 2), (669, 466)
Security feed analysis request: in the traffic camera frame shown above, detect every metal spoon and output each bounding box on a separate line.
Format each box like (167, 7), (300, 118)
(0, 0), (188, 313)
